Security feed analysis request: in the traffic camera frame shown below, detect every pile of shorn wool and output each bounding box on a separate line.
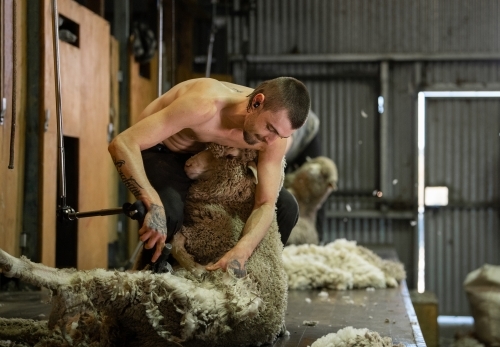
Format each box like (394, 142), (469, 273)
(283, 239), (406, 290)
(309, 326), (405, 347)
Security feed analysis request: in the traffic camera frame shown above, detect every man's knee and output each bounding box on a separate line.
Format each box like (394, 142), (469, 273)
(276, 188), (299, 244)
(165, 199), (185, 241)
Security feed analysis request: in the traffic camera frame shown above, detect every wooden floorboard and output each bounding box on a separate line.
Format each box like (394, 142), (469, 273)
(272, 281), (425, 346)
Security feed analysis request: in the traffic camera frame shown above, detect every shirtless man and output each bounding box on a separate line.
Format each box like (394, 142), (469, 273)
(108, 77), (310, 273)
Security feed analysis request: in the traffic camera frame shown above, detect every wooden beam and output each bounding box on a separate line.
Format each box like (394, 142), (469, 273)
(81, 0), (104, 17)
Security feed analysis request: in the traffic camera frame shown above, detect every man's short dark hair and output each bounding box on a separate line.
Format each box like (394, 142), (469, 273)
(247, 77), (311, 129)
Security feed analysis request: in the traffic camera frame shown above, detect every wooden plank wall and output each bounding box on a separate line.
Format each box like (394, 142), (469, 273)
(129, 53), (159, 125)
(163, 1), (232, 84)
(108, 37), (120, 246)
(0, 0), (27, 257)
(41, 0), (111, 269)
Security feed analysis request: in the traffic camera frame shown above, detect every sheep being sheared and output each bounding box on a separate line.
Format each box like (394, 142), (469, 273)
(284, 156), (338, 245)
(0, 143), (288, 347)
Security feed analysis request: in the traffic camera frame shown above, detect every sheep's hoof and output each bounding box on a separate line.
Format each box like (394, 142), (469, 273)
(0, 248), (17, 277)
(192, 263), (207, 277)
(278, 322), (288, 337)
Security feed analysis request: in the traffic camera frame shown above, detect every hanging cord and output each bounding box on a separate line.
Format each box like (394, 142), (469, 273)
(171, 0), (175, 87)
(8, 0), (17, 169)
(157, 0), (163, 97)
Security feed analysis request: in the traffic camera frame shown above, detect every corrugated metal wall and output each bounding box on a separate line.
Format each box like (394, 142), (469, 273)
(228, 0), (500, 315)
(425, 97), (500, 315)
(229, 0), (500, 56)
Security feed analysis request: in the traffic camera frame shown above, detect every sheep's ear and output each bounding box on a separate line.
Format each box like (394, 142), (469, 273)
(247, 161), (258, 184)
(225, 147), (241, 159)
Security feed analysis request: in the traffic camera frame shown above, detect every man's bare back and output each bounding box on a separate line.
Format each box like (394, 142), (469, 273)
(139, 79), (263, 154)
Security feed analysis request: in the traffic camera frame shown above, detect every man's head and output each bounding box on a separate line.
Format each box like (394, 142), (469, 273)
(244, 77), (311, 145)
(246, 77), (310, 129)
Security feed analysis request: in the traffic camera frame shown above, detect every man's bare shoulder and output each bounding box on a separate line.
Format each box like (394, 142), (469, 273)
(220, 81), (253, 95)
(152, 79), (217, 115)
(173, 78), (225, 92)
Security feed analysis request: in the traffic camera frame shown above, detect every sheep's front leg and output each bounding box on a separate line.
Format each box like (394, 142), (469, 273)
(0, 248), (75, 290)
(171, 232), (206, 277)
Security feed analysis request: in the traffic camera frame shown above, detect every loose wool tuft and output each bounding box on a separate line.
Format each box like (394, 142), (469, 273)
(283, 239), (406, 290)
(0, 143), (288, 347)
(310, 326), (405, 347)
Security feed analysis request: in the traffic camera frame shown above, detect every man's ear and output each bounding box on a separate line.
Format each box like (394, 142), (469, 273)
(247, 161), (258, 184)
(253, 93), (265, 107)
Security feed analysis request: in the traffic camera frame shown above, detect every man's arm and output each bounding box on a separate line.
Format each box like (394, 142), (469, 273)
(205, 138), (287, 276)
(109, 95), (214, 262)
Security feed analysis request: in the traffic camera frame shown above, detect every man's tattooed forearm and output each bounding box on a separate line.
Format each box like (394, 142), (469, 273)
(122, 176), (143, 198)
(147, 204), (167, 234)
(112, 157), (125, 168)
(228, 259), (247, 278)
(112, 157), (143, 198)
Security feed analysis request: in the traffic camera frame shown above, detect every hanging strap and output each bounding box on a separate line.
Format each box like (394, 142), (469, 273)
(8, 0), (17, 169)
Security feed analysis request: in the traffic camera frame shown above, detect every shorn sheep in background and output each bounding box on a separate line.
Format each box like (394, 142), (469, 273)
(0, 143), (288, 347)
(284, 156), (338, 245)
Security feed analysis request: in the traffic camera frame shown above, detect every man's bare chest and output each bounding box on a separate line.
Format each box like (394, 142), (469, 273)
(181, 127), (259, 150)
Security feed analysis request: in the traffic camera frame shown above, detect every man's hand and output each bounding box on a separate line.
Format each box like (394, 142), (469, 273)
(205, 246), (250, 278)
(139, 203), (167, 263)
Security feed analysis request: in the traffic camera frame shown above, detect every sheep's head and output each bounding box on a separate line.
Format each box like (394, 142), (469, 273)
(185, 143), (258, 181)
(184, 143), (259, 202)
(285, 156), (338, 209)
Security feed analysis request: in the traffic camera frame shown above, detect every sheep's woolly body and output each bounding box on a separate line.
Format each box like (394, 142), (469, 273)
(310, 326), (405, 347)
(288, 218), (319, 245)
(179, 143), (288, 346)
(283, 239), (406, 290)
(0, 143), (288, 347)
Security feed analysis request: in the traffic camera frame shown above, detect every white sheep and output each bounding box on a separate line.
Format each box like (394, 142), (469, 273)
(283, 239), (406, 290)
(310, 326), (405, 347)
(0, 143), (288, 347)
(284, 156), (338, 245)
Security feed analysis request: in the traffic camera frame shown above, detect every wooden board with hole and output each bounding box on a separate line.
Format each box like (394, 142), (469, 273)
(40, 0), (111, 269)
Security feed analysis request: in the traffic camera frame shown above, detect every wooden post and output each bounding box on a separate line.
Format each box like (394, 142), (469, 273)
(410, 290), (439, 347)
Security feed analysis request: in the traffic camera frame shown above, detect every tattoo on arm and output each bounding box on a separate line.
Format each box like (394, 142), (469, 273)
(228, 259), (247, 278)
(113, 157), (144, 198)
(147, 204), (167, 234)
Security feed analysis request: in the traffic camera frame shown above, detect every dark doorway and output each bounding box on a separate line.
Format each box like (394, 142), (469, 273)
(56, 136), (79, 268)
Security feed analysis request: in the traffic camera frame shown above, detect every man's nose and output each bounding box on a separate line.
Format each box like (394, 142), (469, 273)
(264, 133), (278, 144)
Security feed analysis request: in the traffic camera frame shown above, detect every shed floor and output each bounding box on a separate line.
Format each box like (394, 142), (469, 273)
(272, 281), (425, 347)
